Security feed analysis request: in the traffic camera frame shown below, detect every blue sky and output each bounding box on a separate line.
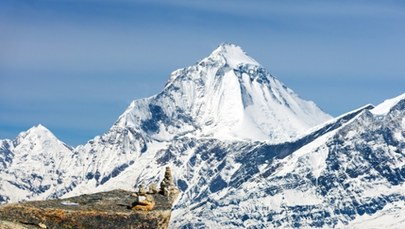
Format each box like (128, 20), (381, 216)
(1, 0), (405, 146)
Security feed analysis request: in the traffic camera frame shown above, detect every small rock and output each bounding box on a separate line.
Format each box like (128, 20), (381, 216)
(138, 184), (146, 195)
(132, 195), (155, 211)
(148, 184), (158, 194)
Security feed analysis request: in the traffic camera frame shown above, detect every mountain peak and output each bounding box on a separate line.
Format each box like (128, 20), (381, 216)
(207, 43), (259, 69)
(32, 124), (48, 131)
(16, 124), (58, 145)
(118, 43), (332, 142)
(26, 124), (52, 136)
(212, 43), (243, 54)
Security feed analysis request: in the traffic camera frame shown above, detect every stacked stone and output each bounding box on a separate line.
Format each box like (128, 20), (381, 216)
(160, 167), (180, 204)
(132, 167), (179, 211)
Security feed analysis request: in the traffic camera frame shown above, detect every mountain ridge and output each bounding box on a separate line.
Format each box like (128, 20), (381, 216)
(170, 93), (405, 228)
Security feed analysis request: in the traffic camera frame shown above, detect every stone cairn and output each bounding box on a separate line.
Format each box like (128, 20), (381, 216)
(131, 183), (155, 211)
(159, 167), (180, 204)
(131, 167), (179, 211)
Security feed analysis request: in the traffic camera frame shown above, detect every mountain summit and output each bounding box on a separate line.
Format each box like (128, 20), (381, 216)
(203, 43), (259, 69)
(117, 43), (332, 142)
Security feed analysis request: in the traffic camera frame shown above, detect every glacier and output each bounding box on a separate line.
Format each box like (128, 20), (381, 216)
(1, 43), (405, 228)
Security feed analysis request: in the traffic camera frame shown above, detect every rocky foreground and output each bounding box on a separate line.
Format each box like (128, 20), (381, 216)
(0, 167), (179, 229)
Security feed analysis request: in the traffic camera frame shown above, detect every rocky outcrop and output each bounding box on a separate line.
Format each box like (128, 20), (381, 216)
(0, 167), (179, 229)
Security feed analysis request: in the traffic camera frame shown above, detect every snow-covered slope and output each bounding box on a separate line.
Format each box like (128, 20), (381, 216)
(0, 125), (74, 203)
(168, 93), (405, 228)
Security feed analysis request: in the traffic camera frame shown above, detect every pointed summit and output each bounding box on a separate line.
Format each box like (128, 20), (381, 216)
(31, 124), (50, 133)
(17, 124), (54, 141)
(14, 124), (72, 151)
(206, 43), (259, 69)
(116, 43), (332, 142)
(0, 126), (74, 203)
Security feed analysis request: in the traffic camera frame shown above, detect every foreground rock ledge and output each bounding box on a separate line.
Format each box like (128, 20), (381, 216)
(0, 189), (173, 229)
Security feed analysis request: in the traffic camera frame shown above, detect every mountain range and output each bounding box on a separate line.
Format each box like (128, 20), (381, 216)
(1, 43), (405, 228)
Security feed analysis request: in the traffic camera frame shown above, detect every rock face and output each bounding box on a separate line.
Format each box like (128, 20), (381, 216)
(0, 189), (174, 229)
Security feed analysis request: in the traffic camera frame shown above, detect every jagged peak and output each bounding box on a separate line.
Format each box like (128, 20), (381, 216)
(11, 124), (74, 152)
(116, 43), (332, 142)
(26, 124), (52, 135)
(210, 43), (245, 56)
(16, 124), (58, 144)
(32, 124), (48, 131)
(165, 43), (262, 87)
(206, 43), (259, 69)
(371, 92), (405, 116)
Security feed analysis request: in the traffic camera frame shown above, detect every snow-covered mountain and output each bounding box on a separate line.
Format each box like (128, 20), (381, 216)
(117, 43), (331, 142)
(1, 43), (404, 228)
(58, 43), (332, 197)
(169, 93), (405, 228)
(0, 125), (75, 203)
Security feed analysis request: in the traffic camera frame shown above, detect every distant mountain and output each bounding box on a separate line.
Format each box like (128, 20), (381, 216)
(0, 124), (74, 203)
(1, 43), (404, 228)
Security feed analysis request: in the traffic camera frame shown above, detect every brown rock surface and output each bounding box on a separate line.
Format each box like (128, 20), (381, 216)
(0, 189), (174, 229)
